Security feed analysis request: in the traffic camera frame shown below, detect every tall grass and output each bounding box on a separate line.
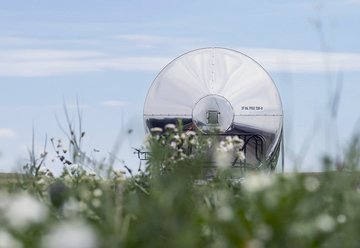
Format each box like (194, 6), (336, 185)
(0, 113), (360, 247)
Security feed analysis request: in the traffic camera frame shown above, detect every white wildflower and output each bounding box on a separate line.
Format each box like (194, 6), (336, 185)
(79, 201), (88, 212)
(215, 150), (232, 168)
(150, 127), (163, 133)
(36, 178), (47, 186)
(38, 168), (48, 176)
(93, 189), (102, 197)
(164, 123), (176, 130)
(337, 214), (347, 224)
(71, 164), (80, 171)
(46, 170), (54, 178)
(237, 150), (246, 161)
(91, 199), (101, 208)
(226, 142), (234, 151)
(304, 176), (320, 192)
(207, 138), (212, 148)
(186, 131), (196, 136)
(232, 136), (244, 148)
(189, 137), (197, 145)
(41, 220), (97, 248)
(243, 173), (274, 193)
(216, 205), (234, 221)
(113, 169), (126, 177)
(0, 230), (23, 248)
(64, 174), (72, 185)
(5, 193), (48, 230)
(170, 141), (177, 149)
(62, 198), (81, 218)
(88, 171), (97, 177)
(316, 214), (335, 233)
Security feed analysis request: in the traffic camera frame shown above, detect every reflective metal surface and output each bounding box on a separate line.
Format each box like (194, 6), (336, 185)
(144, 47), (283, 169)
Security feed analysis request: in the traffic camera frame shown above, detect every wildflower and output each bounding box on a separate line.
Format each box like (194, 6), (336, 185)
(315, 214), (335, 232)
(164, 123), (176, 131)
(64, 174), (72, 184)
(93, 189), (102, 197)
(207, 138), (212, 148)
(186, 130), (196, 136)
(41, 220), (97, 248)
(216, 205), (234, 221)
(0, 230), (23, 248)
(218, 141), (228, 152)
(113, 169), (126, 177)
(70, 164), (81, 175)
(189, 137), (197, 145)
(232, 136), (244, 148)
(88, 171), (97, 177)
(36, 178), (47, 186)
(237, 150), (246, 161)
(337, 214), (347, 224)
(150, 127), (163, 133)
(215, 150), (232, 168)
(242, 173), (274, 193)
(46, 170), (54, 178)
(4, 193), (48, 230)
(304, 176), (320, 192)
(38, 168), (48, 176)
(62, 198), (81, 218)
(170, 141), (177, 149)
(91, 199), (101, 208)
(226, 142), (234, 151)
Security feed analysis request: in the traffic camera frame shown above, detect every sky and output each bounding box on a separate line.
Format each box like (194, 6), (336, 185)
(0, 0), (359, 173)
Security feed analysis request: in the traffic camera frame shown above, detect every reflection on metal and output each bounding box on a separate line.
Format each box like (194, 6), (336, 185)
(143, 47), (284, 173)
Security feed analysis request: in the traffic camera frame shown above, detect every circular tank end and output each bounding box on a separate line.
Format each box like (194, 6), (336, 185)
(192, 94), (234, 133)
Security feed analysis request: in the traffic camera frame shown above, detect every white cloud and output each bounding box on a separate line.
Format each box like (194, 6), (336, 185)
(115, 34), (170, 43)
(0, 128), (17, 139)
(0, 36), (99, 47)
(1, 47), (360, 77)
(0, 49), (170, 76)
(237, 47), (360, 73)
(115, 34), (196, 45)
(102, 100), (128, 107)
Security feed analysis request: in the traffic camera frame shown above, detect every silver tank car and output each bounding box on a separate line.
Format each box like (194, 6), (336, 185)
(143, 47), (284, 173)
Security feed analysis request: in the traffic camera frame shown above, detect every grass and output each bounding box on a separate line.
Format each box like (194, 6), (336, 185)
(0, 111), (359, 247)
(0, 172), (22, 185)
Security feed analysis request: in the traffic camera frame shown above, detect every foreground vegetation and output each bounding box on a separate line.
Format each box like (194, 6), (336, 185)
(0, 122), (360, 248)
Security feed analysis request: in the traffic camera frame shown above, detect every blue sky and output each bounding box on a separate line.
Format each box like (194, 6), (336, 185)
(0, 0), (359, 173)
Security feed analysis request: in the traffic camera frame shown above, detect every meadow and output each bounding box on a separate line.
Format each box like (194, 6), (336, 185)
(0, 121), (360, 248)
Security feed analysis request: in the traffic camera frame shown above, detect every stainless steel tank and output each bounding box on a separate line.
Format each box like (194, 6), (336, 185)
(143, 47), (284, 172)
